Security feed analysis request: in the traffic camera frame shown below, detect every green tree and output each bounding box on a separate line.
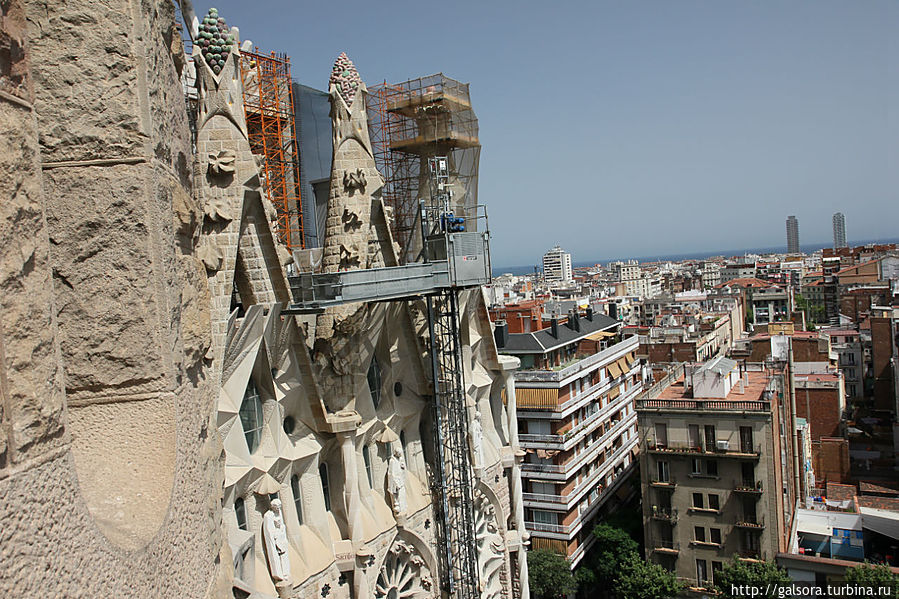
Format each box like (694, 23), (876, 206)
(587, 523), (640, 583)
(528, 549), (577, 599)
(713, 560), (791, 598)
(845, 563), (899, 599)
(613, 554), (681, 599)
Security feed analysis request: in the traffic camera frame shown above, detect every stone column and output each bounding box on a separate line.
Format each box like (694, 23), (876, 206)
(333, 412), (370, 599)
(500, 356), (529, 599)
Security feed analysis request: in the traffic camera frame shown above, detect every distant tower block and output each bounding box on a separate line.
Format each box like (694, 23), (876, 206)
(368, 75), (480, 262)
(832, 212), (847, 249)
(786, 215), (800, 254)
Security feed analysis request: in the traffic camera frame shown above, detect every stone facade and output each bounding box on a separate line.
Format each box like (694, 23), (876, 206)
(0, 1), (228, 597)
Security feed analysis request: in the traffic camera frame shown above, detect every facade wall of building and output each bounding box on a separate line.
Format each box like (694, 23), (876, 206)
(515, 337), (641, 567)
(794, 383), (844, 440)
(870, 315), (897, 412)
(640, 407), (782, 585)
(0, 1), (230, 596)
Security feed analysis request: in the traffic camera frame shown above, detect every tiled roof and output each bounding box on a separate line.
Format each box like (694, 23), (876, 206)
(826, 482), (857, 502)
(858, 495), (899, 512)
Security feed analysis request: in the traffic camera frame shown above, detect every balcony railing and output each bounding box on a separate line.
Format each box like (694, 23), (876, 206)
(652, 540), (680, 553)
(737, 549), (763, 560)
(524, 521), (570, 535)
(649, 477), (676, 488)
(521, 412), (637, 478)
(733, 480), (763, 493)
(651, 506), (678, 523)
(519, 385), (639, 449)
(637, 398), (770, 412)
(646, 441), (761, 458)
(734, 516), (765, 529)
(522, 492), (565, 505)
(515, 336), (639, 383)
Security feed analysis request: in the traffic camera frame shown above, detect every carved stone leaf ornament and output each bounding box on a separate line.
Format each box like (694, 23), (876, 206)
(198, 240), (224, 272)
(204, 195), (232, 223)
(207, 149), (236, 176)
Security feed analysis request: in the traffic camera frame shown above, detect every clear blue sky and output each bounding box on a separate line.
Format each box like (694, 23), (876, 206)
(206, 0), (898, 267)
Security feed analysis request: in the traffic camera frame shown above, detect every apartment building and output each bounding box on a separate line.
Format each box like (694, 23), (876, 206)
(543, 245), (573, 284)
(494, 310), (642, 567)
(637, 357), (797, 592)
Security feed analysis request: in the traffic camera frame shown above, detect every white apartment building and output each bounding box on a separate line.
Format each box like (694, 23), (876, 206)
(544, 245), (573, 284)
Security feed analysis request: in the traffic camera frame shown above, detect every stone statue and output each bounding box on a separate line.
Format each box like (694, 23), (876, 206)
(470, 410), (484, 468)
(262, 499), (291, 583)
(387, 446), (407, 515)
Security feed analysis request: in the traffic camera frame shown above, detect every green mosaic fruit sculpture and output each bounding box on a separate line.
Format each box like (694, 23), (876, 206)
(198, 8), (234, 75)
(330, 52), (361, 107)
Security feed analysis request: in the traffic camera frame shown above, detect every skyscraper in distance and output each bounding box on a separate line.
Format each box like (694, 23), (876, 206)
(833, 212), (847, 249)
(786, 215), (800, 254)
(543, 245), (573, 284)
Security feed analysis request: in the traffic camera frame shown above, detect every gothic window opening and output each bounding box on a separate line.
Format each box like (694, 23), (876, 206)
(239, 379), (264, 453)
(368, 356), (382, 408)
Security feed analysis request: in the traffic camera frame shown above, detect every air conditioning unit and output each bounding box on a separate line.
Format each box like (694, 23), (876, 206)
(716, 440), (729, 451)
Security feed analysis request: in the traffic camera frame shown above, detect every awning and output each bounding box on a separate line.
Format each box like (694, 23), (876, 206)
(608, 386), (621, 400)
(608, 361), (622, 378)
(626, 351), (637, 367)
(616, 357), (630, 374)
(513, 387), (559, 409)
(586, 331), (616, 341)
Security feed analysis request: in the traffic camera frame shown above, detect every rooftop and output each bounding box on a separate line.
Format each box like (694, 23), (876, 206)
(654, 369), (771, 403)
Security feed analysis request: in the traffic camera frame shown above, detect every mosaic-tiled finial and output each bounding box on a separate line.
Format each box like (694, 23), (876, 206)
(330, 52), (361, 107)
(197, 7), (235, 75)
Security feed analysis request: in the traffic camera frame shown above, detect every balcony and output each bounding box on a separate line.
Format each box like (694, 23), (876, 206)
(737, 549), (763, 561)
(690, 539), (722, 549)
(733, 480), (763, 494)
(734, 516), (765, 530)
(649, 477), (676, 489)
(522, 492), (565, 505)
(646, 441), (761, 459)
(637, 398), (770, 413)
(516, 336), (639, 383)
(652, 540), (680, 555)
(651, 506), (678, 523)
(520, 412), (637, 479)
(524, 521), (570, 535)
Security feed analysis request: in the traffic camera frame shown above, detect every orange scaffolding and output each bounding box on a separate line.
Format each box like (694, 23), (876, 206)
(240, 49), (304, 250)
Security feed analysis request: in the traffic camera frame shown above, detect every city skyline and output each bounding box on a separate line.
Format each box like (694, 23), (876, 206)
(212, 1), (899, 267)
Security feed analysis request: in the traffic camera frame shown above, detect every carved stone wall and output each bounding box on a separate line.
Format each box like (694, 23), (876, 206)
(0, 1), (228, 596)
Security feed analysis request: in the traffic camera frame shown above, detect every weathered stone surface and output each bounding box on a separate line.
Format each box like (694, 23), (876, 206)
(24, 0), (144, 163)
(43, 164), (170, 396)
(0, 1), (228, 597)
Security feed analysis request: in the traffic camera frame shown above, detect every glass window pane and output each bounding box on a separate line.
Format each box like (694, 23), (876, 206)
(239, 380), (264, 453)
(291, 474), (303, 525)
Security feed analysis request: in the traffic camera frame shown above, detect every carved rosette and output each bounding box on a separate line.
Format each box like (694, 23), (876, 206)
(375, 540), (432, 599)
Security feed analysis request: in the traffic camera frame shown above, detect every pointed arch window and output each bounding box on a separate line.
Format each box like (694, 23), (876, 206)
(235, 497), (247, 530)
(367, 356), (382, 408)
(239, 379), (264, 453)
(291, 474), (303, 525)
(320, 463), (332, 512)
(363, 445), (373, 488)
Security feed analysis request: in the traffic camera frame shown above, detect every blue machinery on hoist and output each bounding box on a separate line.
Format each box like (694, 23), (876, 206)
(285, 157), (488, 598)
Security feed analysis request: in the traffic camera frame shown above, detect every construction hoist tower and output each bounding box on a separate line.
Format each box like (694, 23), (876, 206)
(285, 156), (490, 597)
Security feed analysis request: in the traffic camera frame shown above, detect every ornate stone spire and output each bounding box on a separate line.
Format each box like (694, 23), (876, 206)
(329, 52), (361, 107)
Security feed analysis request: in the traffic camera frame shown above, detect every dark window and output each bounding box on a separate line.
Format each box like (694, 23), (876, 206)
(290, 474), (303, 525)
(695, 526), (706, 542)
(368, 357), (382, 408)
(320, 463), (331, 511)
(283, 415), (296, 435)
(239, 380), (264, 453)
(691, 458), (702, 474)
(235, 497), (247, 530)
(706, 460), (718, 477)
(740, 426), (753, 453)
(692, 493), (704, 508)
(696, 559), (708, 584)
(708, 494), (720, 510)
(657, 460), (670, 482)
(363, 445), (373, 488)
(704, 425), (716, 450)
(710, 528), (721, 544)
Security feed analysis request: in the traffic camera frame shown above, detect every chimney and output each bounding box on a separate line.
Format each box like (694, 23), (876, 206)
(586, 306), (594, 321)
(494, 320), (508, 348)
(569, 310), (580, 332)
(609, 302), (618, 320)
(550, 317), (559, 339)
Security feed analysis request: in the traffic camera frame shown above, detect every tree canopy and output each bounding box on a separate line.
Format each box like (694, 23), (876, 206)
(844, 563), (898, 599)
(528, 548), (577, 599)
(713, 560), (791, 598)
